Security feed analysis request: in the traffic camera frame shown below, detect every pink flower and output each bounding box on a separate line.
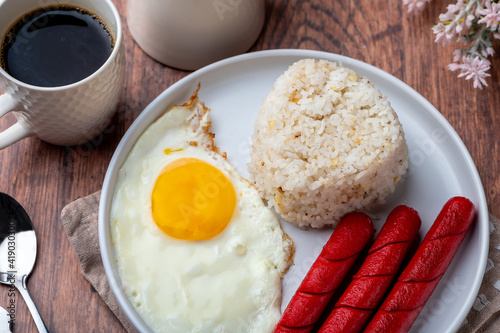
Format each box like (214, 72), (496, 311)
(478, 1), (500, 30)
(451, 0), (467, 13)
(411, 0), (496, 89)
(449, 55), (491, 89)
(448, 62), (462, 71)
(483, 47), (494, 57)
(466, 14), (475, 27)
(404, 0), (432, 13)
(433, 23), (453, 46)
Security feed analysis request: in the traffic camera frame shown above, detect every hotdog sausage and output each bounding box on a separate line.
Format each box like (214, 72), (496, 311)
(363, 196), (476, 333)
(274, 212), (374, 333)
(318, 205), (421, 333)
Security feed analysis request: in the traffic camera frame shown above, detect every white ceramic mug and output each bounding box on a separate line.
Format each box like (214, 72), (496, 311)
(0, 0), (125, 149)
(127, 0), (265, 70)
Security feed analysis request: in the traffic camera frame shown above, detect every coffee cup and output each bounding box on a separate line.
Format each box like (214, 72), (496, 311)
(0, 0), (125, 149)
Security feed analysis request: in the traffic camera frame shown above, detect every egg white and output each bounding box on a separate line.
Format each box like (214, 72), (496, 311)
(110, 94), (293, 333)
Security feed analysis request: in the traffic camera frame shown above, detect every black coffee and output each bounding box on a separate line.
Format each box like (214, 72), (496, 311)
(0, 5), (114, 87)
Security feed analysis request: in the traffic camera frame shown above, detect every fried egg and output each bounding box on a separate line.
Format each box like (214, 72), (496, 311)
(110, 88), (294, 332)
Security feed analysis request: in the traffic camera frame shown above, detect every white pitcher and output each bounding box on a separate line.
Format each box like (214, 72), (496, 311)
(127, 0), (265, 70)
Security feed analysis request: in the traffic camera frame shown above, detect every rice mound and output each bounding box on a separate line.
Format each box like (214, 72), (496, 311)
(248, 58), (408, 228)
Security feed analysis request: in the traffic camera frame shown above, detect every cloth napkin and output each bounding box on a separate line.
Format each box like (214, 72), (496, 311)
(61, 191), (500, 333)
(61, 191), (137, 333)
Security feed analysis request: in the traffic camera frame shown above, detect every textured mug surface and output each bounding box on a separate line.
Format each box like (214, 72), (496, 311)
(127, 0), (265, 70)
(0, 0), (125, 148)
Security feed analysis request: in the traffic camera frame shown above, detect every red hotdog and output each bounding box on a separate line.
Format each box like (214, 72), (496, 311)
(318, 205), (421, 333)
(274, 212), (374, 333)
(363, 196), (476, 333)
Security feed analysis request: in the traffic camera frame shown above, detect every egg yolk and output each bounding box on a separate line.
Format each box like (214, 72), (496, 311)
(151, 158), (236, 241)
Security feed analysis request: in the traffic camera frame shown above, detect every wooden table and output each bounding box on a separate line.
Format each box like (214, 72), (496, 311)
(0, 0), (498, 331)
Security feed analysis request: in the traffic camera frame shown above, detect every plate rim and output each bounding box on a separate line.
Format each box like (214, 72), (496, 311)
(98, 49), (489, 333)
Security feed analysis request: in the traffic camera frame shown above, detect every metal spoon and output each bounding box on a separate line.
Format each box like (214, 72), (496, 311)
(0, 193), (48, 332)
(0, 305), (13, 332)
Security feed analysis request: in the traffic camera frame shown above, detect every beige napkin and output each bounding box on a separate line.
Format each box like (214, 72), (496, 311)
(457, 214), (500, 333)
(61, 191), (137, 333)
(61, 191), (499, 333)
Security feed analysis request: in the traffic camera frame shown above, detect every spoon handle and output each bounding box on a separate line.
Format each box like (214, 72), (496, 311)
(16, 276), (48, 333)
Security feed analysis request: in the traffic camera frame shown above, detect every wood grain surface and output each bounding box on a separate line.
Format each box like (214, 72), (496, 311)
(0, 0), (499, 332)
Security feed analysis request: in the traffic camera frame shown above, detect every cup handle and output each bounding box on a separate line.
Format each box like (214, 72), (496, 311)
(0, 94), (34, 150)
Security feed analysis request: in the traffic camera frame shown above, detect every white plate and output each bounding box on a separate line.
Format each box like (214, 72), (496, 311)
(99, 49), (489, 333)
